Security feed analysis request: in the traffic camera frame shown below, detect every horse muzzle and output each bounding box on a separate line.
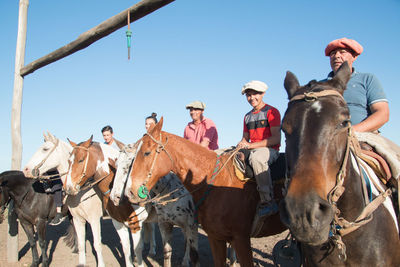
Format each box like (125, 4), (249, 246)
(280, 192), (334, 246)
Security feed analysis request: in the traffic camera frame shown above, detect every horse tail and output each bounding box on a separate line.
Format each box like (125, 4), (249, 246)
(63, 216), (78, 253)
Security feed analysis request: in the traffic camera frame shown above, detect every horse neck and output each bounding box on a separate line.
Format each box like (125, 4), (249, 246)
(91, 143), (115, 194)
(56, 140), (73, 175)
(165, 133), (224, 194)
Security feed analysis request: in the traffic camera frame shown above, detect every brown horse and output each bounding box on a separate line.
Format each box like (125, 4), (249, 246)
(279, 62), (400, 266)
(125, 118), (287, 266)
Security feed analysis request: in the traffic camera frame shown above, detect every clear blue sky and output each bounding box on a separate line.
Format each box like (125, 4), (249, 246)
(1, 0), (400, 172)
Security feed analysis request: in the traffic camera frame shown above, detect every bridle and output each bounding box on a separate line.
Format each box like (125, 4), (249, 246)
(289, 89), (392, 261)
(136, 132), (174, 200)
(69, 144), (111, 192)
(32, 138), (65, 180)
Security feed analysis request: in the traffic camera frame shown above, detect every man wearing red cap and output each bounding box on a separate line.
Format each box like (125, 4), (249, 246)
(325, 37), (400, 179)
(325, 37), (389, 132)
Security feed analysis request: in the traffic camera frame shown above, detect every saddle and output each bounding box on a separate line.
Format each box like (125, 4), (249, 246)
(234, 149), (286, 184)
(359, 142), (392, 184)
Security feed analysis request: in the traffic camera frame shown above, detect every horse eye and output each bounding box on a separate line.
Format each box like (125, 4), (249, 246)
(341, 120), (350, 128)
(144, 151), (151, 157)
(78, 159), (84, 163)
(43, 148), (49, 152)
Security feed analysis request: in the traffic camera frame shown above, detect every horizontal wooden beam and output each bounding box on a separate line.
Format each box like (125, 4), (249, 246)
(20, 0), (175, 77)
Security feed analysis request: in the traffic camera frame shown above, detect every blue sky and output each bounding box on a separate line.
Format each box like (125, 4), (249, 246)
(1, 0), (400, 172)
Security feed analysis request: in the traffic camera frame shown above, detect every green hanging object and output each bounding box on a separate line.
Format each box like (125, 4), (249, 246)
(126, 29), (132, 60)
(138, 185), (149, 199)
(126, 10), (132, 60)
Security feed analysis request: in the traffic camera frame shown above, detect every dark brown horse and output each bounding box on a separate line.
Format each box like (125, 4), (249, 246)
(279, 62), (400, 266)
(125, 118), (287, 267)
(0, 170), (70, 267)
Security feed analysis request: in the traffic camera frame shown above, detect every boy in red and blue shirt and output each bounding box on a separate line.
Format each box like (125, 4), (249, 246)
(237, 80), (281, 233)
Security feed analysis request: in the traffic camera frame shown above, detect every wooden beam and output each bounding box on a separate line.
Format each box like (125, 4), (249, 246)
(20, 0), (175, 77)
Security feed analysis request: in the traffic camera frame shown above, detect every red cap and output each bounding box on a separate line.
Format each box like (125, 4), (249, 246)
(325, 38), (363, 57)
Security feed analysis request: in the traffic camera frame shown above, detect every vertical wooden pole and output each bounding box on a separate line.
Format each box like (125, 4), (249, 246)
(9, 0), (29, 262)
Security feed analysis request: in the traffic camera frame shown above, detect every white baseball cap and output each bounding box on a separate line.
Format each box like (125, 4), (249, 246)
(241, 80), (268, 95)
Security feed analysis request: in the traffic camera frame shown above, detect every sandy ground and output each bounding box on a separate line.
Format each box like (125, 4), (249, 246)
(0, 210), (288, 266)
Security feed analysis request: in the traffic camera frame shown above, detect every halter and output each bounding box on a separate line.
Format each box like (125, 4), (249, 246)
(71, 145), (91, 189)
(32, 138), (66, 180)
(289, 89), (392, 261)
(70, 144), (112, 192)
(137, 132), (174, 200)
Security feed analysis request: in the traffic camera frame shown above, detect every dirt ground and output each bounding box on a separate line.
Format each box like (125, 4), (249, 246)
(0, 210), (288, 266)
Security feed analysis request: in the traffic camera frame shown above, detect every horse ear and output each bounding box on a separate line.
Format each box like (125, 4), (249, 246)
(114, 139), (125, 151)
(67, 138), (77, 147)
(150, 117), (164, 134)
(284, 71), (300, 100)
(48, 132), (57, 143)
(82, 135), (93, 148)
(331, 61), (351, 94)
(108, 158), (116, 169)
(43, 132), (49, 142)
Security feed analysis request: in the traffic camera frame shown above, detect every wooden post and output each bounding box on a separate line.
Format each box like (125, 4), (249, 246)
(9, 0), (29, 262)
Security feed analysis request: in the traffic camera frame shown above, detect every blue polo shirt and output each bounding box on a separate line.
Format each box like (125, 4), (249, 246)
(326, 69), (388, 125)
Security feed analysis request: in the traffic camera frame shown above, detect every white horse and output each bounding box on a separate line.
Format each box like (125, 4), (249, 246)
(110, 142), (200, 267)
(23, 133), (156, 267)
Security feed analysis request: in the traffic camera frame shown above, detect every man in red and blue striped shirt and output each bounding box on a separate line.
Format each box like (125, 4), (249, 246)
(237, 80), (281, 229)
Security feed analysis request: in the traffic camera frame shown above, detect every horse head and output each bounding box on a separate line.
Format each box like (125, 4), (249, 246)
(24, 132), (71, 179)
(110, 143), (138, 205)
(65, 135), (119, 195)
(127, 117), (174, 204)
(65, 135), (97, 195)
(280, 62), (352, 246)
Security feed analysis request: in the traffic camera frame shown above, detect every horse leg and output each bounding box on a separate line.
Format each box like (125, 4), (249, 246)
(20, 220), (39, 267)
(231, 236), (253, 267)
(143, 222), (157, 256)
(36, 219), (49, 267)
(208, 237), (228, 267)
(112, 219), (134, 267)
(158, 222), (173, 267)
(89, 216), (105, 267)
(181, 224), (199, 267)
(130, 226), (145, 267)
(72, 216), (88, 266)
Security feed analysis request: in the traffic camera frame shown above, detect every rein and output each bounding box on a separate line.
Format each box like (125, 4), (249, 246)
(138, 132), (240, 209)
(289, 89), (392, 261)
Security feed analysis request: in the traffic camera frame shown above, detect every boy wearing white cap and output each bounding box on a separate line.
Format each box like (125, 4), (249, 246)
(184, 101), (219, 150)
(237, 80), (281, 230)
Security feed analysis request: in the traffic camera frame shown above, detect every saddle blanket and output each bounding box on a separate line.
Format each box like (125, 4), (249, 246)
(351, 153), (399, 233)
